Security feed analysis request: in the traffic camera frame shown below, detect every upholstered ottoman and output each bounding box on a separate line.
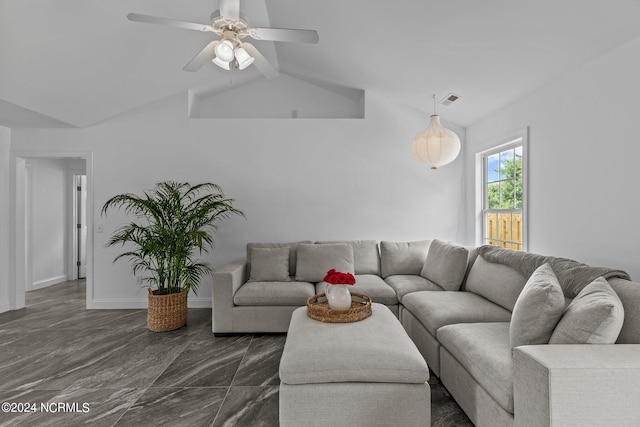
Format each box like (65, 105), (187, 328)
(279, 303), (430, 427)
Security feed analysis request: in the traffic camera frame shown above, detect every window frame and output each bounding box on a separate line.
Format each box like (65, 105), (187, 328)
(478, 129), (528, 251)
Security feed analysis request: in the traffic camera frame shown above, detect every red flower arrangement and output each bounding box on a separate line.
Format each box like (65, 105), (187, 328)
(323, 269), (356, 285)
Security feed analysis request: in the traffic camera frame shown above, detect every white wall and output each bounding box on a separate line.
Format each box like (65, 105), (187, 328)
(0, 126), (10, 313)
(463, 35), (640, 280)
(10, 92), (465, 308)
(29, 158), (69, 289)
(192, 74), (364, 119)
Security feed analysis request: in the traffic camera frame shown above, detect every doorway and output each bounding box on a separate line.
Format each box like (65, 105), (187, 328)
(9, 150), (93, 310)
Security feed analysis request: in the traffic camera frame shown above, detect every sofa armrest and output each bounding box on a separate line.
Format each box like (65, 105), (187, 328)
(514, 344), (640, 426)
(211, 260), (247, 333)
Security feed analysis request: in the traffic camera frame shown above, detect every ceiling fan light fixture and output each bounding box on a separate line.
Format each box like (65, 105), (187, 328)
(214, 39), (235, 62)
(126, 1), (318, 78)
(235, 46), (255, 70)
(212, 56), (231, 70)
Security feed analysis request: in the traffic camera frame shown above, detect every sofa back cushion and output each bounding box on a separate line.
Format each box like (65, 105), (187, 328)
(461, 247), (479, 290)
(248, 246), (291, 282)
(600, 278), (640, 344)
(295, 243), (355, 282)
(380, 240), (430, 278)
(420, 239), (469, 291)
(465, 255), (528, 311)
(316, 240), (380, 275)
(246, 241), (311, 278)
(549, 277), (624, 344)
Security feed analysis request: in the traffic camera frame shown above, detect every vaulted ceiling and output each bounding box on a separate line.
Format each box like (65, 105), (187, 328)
(2, 0), (640, 128)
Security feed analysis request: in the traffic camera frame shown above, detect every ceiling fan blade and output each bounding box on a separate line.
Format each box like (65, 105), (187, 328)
(248, 27), (319, 44)
(183, 41), (219, 72)
(127, 13), (214, 32)
(219, 0), (240, 22)
(242, 43), (279, 79)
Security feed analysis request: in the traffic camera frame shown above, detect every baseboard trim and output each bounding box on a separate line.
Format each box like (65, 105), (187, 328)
(89, 297), (212, 309)
(32, 274), (69, 290)
(0, 301), (10, 314)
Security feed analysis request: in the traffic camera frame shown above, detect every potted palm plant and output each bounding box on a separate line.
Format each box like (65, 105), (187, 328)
(101, 181), (244, 331)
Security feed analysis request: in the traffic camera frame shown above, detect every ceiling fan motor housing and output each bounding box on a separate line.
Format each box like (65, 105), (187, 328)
(210, 11), (250, 36)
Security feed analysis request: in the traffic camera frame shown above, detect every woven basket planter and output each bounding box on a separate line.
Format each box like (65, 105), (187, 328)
(147, 288), (188, 332)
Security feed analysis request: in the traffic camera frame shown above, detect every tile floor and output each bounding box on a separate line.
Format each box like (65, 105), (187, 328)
(0, 280), (471, 426)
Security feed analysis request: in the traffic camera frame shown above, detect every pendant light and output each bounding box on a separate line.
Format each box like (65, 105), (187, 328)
(411, 94), (461, 170)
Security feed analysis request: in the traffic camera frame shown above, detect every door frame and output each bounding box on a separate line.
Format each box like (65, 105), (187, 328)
(9, 150), (93, 310)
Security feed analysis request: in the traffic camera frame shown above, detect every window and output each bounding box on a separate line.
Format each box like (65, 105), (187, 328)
(481, 132), (527, 250)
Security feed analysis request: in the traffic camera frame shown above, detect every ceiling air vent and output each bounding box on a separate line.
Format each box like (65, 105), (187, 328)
(439, 93), (460, 107)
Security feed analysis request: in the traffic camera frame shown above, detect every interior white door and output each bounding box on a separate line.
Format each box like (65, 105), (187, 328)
(74, 174), (87, 279)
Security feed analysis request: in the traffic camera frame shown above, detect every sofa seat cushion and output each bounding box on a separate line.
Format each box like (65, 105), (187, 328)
(316, 274), (398, 305)
(384, 275), (444, 302)
(234, 281), (316, 306)
(402, 291), (512, 336)
(438, 322), (514, 413)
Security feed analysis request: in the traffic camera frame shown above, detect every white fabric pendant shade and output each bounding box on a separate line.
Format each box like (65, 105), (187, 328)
(411, 114), (461, 169)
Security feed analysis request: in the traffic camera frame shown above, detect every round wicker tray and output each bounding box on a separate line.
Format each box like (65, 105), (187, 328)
(306, 292), (372, 323)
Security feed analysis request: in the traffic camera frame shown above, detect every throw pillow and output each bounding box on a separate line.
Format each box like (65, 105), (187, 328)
(549, 277), (624, 344)
(509, 263), (565, 349)
(246, 241), (311, 278)
(247, 246), (291, 282)
(295, 243), (355, 282)
(380, 240), (430, 278)
(420, 239), (469, 291)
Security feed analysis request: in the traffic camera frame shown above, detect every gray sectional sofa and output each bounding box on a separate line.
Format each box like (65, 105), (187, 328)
(211, 239), (640, 426)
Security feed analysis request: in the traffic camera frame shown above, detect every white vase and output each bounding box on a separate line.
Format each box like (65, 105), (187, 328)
(325, 284), (352, 311)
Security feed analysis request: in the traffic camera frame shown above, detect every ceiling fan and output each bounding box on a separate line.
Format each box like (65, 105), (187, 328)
(127, 0), (319, 79)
